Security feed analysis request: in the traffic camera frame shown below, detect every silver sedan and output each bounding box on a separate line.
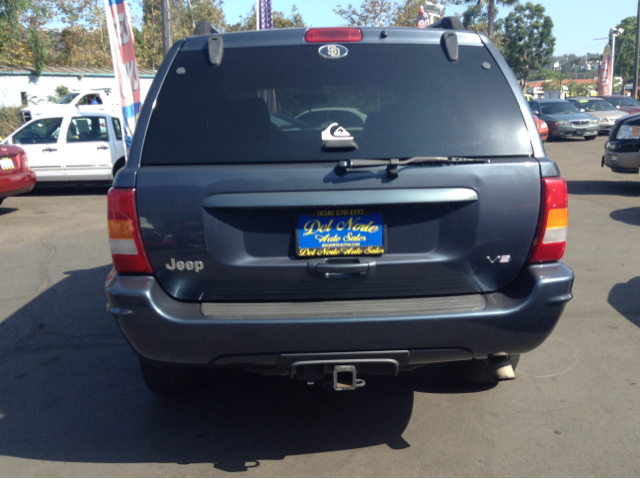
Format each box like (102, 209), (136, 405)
(567, 97), (628, 134)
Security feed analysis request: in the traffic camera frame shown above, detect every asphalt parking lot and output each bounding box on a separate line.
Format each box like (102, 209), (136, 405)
(1, 136), (640, 477)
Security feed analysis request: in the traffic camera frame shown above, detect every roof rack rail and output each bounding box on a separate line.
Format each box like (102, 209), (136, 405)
(428, 16), (464, 31)
(193, 20), (220, 36)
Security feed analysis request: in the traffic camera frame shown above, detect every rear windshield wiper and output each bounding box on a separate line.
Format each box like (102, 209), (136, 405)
(336, 156), (491, 178)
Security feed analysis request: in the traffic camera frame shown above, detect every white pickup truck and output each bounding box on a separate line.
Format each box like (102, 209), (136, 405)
(2, 112), (126, 183)
(20, 88), (119, 124)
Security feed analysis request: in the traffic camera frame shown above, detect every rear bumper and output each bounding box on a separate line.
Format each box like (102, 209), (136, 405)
(597, 120), (616, 132)
(0, 171), (36, 198)
(549, 124), (598, 138)
(603, 150), (640, 173)
(106, 262), (574, 367)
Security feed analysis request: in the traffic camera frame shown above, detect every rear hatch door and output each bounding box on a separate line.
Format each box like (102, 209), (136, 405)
(135, 33), (540, 302)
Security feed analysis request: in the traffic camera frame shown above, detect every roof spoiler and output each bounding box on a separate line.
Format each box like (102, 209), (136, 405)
(428, 16), (465, 31)
(193, 20), (220, 36)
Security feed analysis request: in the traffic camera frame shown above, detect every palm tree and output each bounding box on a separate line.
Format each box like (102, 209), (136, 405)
(459, 0), (518, 39)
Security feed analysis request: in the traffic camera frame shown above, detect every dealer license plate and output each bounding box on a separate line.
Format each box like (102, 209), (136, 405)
(575, 129), (585, 135)
(0, 158), (15, 170)
(296, 209), (385, 257)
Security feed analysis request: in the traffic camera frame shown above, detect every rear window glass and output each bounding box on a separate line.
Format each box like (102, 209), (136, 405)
(142, 43), (531, 165)
(67, 116), (109, 142)
(539, 102), (579, 115)
(576, 99), (616, 112)
(608, 97), (640, 108)
(113, 118), (123, 140)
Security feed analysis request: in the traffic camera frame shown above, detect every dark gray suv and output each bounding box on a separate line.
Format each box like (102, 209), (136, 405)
(105, 21), (574, 394)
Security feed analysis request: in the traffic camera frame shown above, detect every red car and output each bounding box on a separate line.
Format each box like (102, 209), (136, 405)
(534, 115), (549, 142)
(0, 144), (36, 206)
(598, 95), (640, 115)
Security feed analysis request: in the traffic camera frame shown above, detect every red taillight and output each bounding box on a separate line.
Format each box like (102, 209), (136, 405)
(108, 188), (153, 274)
(527, 177), (568, 263)
(304, 28), (363, 43)
(20, 151), (29, 170)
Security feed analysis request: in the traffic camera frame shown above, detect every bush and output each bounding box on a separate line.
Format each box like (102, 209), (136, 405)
(0, 106), (21, 140)
(47, 85), (73, 104)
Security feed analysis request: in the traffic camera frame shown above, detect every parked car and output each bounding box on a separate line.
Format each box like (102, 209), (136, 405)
(602, 112), (640, 174)
(105, 21), (573, 395)
(534, 115), (549, 142)
(598, 95), (640, 115)
(529, 99), (599, 140)
(0, 144), (36, 206)
(1, 112), (126, 183)
(566, 97), (628, 134)
(20, 88), (118, 124)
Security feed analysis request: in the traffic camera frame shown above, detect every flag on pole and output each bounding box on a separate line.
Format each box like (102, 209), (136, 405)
(598, 44), (611, 96)
(104, 0), (141, 148)
(417, 6), (428, 28)
(256, 0), (277, 113)
(257, 0), (274, 30)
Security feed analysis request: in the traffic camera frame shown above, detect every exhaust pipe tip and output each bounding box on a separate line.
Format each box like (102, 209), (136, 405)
(492, 355), (516, 381)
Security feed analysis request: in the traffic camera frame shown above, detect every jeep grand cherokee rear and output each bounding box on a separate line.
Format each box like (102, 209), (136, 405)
(105, 24), (573, 394)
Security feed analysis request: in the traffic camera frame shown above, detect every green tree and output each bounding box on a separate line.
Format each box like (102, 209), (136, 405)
(541, 70), (568, 98)
(333, 0), (396, 27)
(458, 3), (508, 46)
(575, 81), (597, 97)
(457, 0), (518, 40)
(0, 0), (30, 63)
(565, 81), (596, 98)
(49, 0), (112, 68)
(46, 85), (73, 103)
(136, 0), (225, 69)
(612, 16), (636, 95)
(0, 106), (21, 139)
(0, 0), (53, 73)
(502, 2), (555, 92)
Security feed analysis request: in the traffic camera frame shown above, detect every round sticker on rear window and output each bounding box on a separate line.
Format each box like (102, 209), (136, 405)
(318, 44), (348, 59)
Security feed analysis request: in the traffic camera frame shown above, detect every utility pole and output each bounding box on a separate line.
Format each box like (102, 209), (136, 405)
(161, 0), (172, 57)
(610, 27), (624, 95)
(634, 0), (640, 98)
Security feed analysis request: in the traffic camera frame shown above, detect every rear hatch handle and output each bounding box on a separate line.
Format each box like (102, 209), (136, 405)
(308, 258), (375, 279)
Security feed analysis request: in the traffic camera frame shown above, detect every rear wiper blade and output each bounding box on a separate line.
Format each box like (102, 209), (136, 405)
(336, 156), (491, 178)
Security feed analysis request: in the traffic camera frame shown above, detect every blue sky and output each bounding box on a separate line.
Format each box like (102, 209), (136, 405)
(222, 0), (639, 56)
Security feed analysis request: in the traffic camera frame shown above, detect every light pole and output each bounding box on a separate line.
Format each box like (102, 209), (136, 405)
(634, 0), (640, 98)
(424, 1), (445, 26)
(610, 27), (624, 94)
(161, 0), (172, 57)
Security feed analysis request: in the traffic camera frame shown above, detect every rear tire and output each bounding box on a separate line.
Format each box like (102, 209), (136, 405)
(585, 135), (596, 141)
(139, 359), (209, 395)
(0, 198), (4, 206)
(454, 354), (520, 384)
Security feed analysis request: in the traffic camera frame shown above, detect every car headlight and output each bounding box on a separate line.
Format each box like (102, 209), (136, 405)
(556, 120), (570, 126)
(598, 117), (608, 122)
(590, 119), (599, 125)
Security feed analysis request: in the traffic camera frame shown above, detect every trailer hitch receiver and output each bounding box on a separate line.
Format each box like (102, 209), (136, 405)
(329, 365), (366, 391)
